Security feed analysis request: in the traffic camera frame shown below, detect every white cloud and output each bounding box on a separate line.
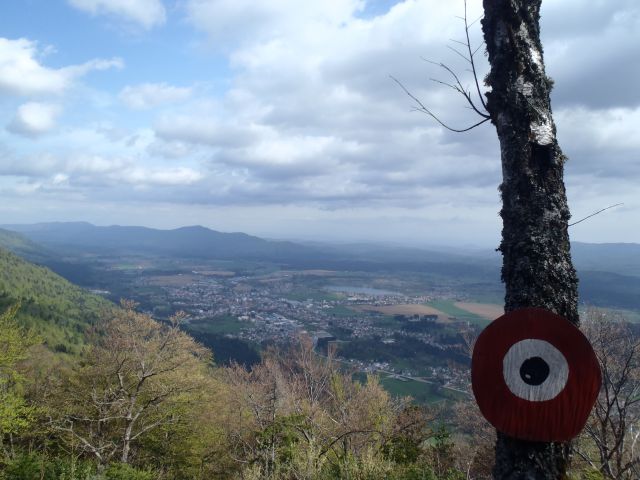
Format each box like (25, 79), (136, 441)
(68, 0), (166, 29)
(147, 139), (194, 159)
(2, 1), (639, 244)
(540, 0), (640, 108)
(557, 107), (640, 152)
(0, 38), (67, 95)
(1, 147), (203, 189)
(154, 115), (259, 147)
(170, 0), (493, 204)
(124, 166), (203, 186)
(7, 102), (61, 136)
(138, 0), (628, 244)
(186, 0), (365, 47)
(65, 57), (125, 77)
(119, 83), (192, 110)
(0, 37), (123, 96)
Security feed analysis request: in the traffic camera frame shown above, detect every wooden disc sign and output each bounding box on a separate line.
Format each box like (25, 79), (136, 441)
(471, 307), (601, 442)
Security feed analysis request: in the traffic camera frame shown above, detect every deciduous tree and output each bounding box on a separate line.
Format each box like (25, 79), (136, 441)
(577, 311), (640, 479)
(0, 304), (38, 457)
(220, 336), (414, 478)
(54, 303), (211, 466)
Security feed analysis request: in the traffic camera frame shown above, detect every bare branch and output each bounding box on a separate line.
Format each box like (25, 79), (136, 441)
(391, 1), (489, 138)
(391, 76), (490, 133)
(463, 0), (489, 111)
(468, 14), (483, 29)
(569, 203), (624, 227)
(422, 58), (490, 119)
(447, 45), (472, 64)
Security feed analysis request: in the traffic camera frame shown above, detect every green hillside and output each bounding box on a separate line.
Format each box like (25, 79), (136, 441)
(0, 246), (113, 353)
(0, 228), (49, 259)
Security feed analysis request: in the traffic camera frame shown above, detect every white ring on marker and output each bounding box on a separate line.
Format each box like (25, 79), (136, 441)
(502, 339), (569, 402)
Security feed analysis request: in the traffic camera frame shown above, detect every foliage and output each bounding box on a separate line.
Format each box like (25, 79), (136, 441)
(0, 451), (96, 480)
(52, 303), (212, 466)
(0, 247), (112, 353)
(102, 462), (156, 480)
(0, 316), (480, 479)
(0, 249), (488, 479)
(0, 229), (46, 259)
(339, 334), (468, 368)
(0, 452), (156, 480)
(187, 330), (261, 367)
(213, 337), (469, 479)
(0, 304), (39, 450)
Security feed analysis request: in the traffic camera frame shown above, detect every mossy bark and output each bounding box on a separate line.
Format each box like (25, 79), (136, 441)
(481, 0), (579, 478)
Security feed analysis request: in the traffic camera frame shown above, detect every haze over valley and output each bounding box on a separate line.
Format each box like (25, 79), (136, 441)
(2, 221), (639, 404)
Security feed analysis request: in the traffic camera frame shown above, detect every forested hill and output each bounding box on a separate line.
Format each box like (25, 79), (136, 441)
(0, 227), (51, 260)
(3, 221), (326, 261)
(0, 246), (113, 353)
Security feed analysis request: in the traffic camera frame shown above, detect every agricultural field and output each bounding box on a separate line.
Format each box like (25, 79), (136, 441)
(352, 372), (455, 404)
(425, 300), (489, 325)
(350, 304), (448, 322)
(350, 301), (498, 325)
(187, 315), (247, 334)
(380, 375), (463, 404)
(195, 270), (235, 277)
(145, 274), (200, 286)
(454, 302), (503, 320)
(296, 270), (340, 276)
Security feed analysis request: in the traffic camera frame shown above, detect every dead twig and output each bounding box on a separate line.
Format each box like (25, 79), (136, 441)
(569, 204), (623, 227)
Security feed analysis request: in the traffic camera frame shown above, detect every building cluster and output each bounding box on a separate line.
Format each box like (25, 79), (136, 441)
(142, 272), (473, 394)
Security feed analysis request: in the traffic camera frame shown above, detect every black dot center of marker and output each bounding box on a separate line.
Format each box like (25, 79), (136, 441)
(520, 356), (550, 386)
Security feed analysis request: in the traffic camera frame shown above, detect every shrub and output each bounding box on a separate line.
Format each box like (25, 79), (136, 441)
(103, 463), (156, 480)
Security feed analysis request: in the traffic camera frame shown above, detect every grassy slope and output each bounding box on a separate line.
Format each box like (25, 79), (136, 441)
(426, 300), (488, 325)
(0, 228), (49, 258)
(380, 375), (462, 404)
(0, 247), (113, 353)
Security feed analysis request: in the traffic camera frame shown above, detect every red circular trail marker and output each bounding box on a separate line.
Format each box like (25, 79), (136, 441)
(471, 307), (601, 442)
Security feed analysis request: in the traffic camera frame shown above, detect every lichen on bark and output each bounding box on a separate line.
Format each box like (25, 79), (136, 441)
(481, 0), (579, 478)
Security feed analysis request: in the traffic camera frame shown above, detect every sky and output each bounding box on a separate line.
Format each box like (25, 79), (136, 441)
(0, 0), (638, 247)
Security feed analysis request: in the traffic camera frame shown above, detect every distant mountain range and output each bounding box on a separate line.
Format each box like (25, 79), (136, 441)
(571, 242), (640, 278)
(2, 222), (640, 311)
(0, 222), (502, 279)
(3, 221), (324, 261)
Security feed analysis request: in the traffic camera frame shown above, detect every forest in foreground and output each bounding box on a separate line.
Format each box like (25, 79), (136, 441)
(1, 298), (639, 479)
(0, 235), (637, 479)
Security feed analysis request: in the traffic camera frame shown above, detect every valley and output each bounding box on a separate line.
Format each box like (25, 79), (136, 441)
(2, 222), (640, 405)
(70, 253), (486, 401)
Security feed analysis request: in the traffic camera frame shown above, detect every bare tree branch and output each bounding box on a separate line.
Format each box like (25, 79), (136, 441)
(462, 0), (488, 111)
(391, 76), (490, 133)
(569, 203), (623, 227)
(391, 0), (490, 135)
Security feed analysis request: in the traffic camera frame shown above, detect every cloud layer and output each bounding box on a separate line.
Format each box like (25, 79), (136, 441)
(67, 0), (166, 29)
(0, 38), (122, 96)
(120, 83), (193, 110)
(0, 0), (638, 245)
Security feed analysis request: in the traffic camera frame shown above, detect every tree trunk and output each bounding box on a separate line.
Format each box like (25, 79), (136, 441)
(122, 421), (133, 464)
(481, 0), (579, 478)
(121, 402), (138, 464)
